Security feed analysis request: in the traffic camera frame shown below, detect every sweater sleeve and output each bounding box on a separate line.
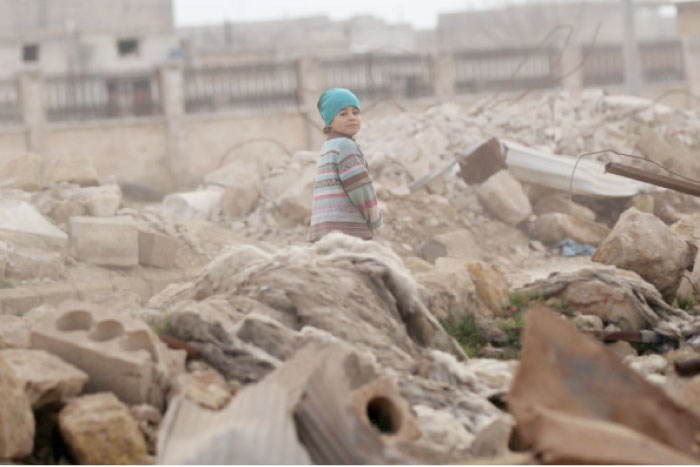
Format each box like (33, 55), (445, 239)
(336, 139), (383, 230)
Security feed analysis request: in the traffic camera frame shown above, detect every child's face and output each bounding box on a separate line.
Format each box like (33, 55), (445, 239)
(330, 105), (361, 137)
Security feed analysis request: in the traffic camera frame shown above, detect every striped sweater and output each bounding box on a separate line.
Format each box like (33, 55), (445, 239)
(308, 136), (383, 242)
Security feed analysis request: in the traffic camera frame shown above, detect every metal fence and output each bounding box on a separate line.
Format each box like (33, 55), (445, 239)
(0, 80), (21, 126)
(640, 40), (684, 83)
(453, 47), (561, 94)
(44, 71), (161, 123)
(183, 61), (298, 113)
(320, 53), (434, 102)
(583, 40), (685, 87)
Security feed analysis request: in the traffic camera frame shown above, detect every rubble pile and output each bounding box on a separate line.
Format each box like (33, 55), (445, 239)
(3, 90), (700, 463)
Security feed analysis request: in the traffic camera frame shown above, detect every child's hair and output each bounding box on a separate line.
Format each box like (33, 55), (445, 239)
(323, 126), (331, 134)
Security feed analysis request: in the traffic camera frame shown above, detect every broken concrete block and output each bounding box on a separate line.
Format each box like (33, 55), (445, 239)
(458, 138), (507, 185)
(30, 301), (170, 409)
(59, 392), (149, 465)
(0, 199), (68, 252)
(420, 229), (481, 264)
(44, 153), (99, 187)
(476, 169), (532, 225)
(0, 348), (88, 409)
(465, 261), (510, 315)
(0, 314), (30, 349)
(0, 353), (35, 459)
(2, 243), (64, 280)
(69, 216), (138, 267)
(177, 369), (232, 410)
(276, 165), (316, 227)
(206, 161), (261, 219)
(593, 208), (697, 302)
(534, 212), (608, 246)
(138, 229), (179, 268)
(161, 187), (224, 222)
(0, 153), (42, 191)
(50, 198), (87, 226)
(82, 185), (122, 217)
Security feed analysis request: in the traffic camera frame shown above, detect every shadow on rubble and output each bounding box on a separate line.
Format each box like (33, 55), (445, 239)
(155, 301), (700, 464)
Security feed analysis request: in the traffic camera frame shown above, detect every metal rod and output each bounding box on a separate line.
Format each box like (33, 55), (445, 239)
(604, 162), (700, 198)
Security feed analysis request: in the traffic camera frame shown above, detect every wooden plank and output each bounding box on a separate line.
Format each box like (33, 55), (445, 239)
(604, 162), (700, 198)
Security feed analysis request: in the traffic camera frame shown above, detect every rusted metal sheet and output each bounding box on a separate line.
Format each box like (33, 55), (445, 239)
(509, 304), (700, 461)
(458, 137), (508, 185)
(605, 162), (700, 198)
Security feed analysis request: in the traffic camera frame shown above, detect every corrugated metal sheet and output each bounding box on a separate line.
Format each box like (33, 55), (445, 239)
(157, 380), (311, 465)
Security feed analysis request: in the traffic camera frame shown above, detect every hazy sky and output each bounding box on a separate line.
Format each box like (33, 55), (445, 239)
(173, 0), (489, 29)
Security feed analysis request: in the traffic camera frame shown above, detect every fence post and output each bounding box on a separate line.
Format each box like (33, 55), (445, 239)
(296, 56), (324, 150)
(559, 45), (584, 92)
(680, 38), (700, 100)
(431, 51), (456, 101)
(158, 62), (189, 184)
(18, 68), (47, 154)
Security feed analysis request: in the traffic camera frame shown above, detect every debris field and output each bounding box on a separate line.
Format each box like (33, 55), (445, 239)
(2, 90), (700, 464)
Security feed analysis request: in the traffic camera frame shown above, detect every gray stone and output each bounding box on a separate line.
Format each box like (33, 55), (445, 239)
(0, 348), (88, 409)
(138, 229), (179, 269)
(45, 153), (99, 187)
(59, 392), (149, 465)
(82, 185), (122, 217)
(69, 216), (138, 267)
(0, 354), (34, 459)
(593, 208), (697, 302)
(476, 169), (532, 225)
(0, 153), (42, 191)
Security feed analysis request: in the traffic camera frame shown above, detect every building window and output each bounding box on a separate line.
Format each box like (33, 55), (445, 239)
(117, 38), (139, 57)
(22, 44), (39, 62)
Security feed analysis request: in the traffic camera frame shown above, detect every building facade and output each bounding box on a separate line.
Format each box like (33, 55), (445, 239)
(0, 0), (179, 78)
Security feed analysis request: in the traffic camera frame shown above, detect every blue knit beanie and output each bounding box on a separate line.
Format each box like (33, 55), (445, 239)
(317, 88), (360, 127)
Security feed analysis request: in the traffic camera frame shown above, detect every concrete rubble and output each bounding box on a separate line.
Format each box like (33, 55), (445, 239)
(3, 90), (700, 463)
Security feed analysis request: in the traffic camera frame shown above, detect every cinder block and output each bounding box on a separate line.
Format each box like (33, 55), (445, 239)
(69, 216), (138, 267)
(30, 301), (169, 409)
(138, 230), (178, 269)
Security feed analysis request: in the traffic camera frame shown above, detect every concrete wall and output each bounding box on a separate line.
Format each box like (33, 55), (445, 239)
(0, 33), (179, 77)
(46, 118), (171, 187)
(0, 0), (172, 37)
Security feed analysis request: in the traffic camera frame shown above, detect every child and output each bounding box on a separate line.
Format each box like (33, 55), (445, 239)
(308, 88), (383, 242)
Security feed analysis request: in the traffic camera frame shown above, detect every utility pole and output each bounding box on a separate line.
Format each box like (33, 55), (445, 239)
(622, 0), (642, 95)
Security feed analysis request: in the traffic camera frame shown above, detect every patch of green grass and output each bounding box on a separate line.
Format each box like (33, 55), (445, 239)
(677, 295), (695, 311)
(441, 314), (487, 358)
(505, 290), (529, 313)
(0, 278), (13, 289)
(153, 307), (174, 335)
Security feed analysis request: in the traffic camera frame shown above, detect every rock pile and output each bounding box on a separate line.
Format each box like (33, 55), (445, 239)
(2, 90), (700, 463)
